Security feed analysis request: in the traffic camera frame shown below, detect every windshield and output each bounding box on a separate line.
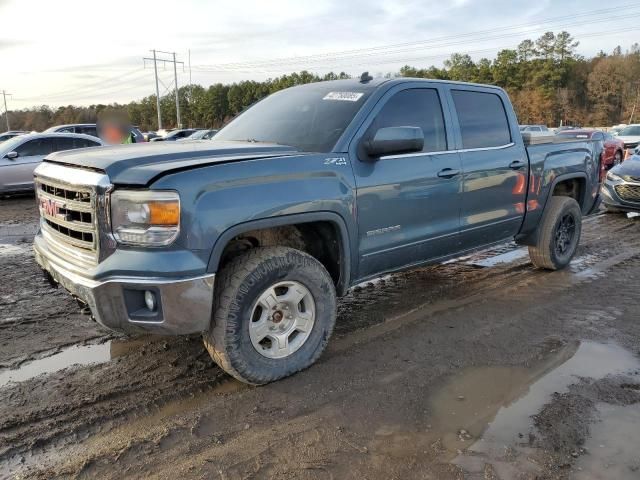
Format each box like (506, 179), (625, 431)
(214, 82), (374, 153)
(619, 126), (640, 136)
(0, 135), (28, 152)
(188, 130), (209, 140)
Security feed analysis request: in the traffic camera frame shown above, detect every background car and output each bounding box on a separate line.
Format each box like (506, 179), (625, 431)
(44, 123), (146, 143)
(556, 129), (625, 169)
(519, 125), (555, 136)
(178, 129), (218, 141)
(615, 124), (640, 158)
(0, 130), (29, 143)
(602, 156), (640, 213)
(0, 133), (104, 194)
(609, 124), (627, 135)
(150, 128), (199, 141)
(143, 131), (161, 142)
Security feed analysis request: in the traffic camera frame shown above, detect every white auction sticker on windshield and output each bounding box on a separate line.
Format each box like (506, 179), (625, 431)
(323, 92), (364, 102)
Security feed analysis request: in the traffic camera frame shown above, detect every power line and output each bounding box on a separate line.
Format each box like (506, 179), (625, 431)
(2, 90), (11, 130)
(143, 50), (185, 129)
(192, 4), (640, 72)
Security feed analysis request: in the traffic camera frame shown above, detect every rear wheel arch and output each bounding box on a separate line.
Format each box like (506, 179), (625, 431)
(549, 174), (587, 210)
(208, 212), (352, 296)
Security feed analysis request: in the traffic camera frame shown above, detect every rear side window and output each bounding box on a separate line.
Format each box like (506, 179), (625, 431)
(77, 126), (98, 137)
(55, 137), (76, 151)
(370, 88), (447, 153)
(451, 90), (512, 149)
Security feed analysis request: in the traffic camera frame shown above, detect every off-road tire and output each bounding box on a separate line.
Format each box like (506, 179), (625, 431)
(203, 246), (337, 385)
(529, 196), (582, 270)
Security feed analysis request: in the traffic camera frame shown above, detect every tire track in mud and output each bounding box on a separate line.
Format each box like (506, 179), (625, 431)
(0, 213), (639, 478)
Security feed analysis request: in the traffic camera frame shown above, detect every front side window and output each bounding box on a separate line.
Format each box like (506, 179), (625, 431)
(368, 88), (447, 153)
(15, 138), (56, 156)
(452, 90), (512, 149)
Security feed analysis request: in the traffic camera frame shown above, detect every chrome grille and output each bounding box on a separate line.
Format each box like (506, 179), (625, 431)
(34, 162), (114, 270)
(36, 178), (98, 264)
(615, 184), (640, 203)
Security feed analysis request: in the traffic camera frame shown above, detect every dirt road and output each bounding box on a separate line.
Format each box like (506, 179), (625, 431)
(1, 195), (639, 479)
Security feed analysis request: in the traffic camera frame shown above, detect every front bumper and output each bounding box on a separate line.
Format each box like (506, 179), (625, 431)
(601, 179), (640, 212)
(34, 233), (215, 335)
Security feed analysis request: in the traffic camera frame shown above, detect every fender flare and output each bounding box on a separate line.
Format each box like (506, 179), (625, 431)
(516, 172), (589, 247)
(207, 211), (352, 295)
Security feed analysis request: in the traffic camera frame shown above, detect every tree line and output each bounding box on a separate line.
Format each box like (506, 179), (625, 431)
(4, 31), (640, 133)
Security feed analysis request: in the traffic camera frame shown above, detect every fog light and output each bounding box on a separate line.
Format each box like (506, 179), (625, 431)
(144, 290), (157, 312)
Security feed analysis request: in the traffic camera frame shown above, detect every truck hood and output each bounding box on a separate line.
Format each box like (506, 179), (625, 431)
(611, 156), (640, 177)
(44, 140), (299, 185)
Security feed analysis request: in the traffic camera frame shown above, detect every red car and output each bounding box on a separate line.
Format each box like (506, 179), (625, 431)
(556, 129), (625, 170)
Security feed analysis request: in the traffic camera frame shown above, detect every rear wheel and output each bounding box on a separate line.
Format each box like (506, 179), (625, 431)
(204, 246), (337, 385)
(529, 196), (582, 270)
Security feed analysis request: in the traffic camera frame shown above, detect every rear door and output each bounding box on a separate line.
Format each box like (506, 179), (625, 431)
(448, 88), (528, 248)
(3, 137), (56, 191)
(350, 84), (462, 278)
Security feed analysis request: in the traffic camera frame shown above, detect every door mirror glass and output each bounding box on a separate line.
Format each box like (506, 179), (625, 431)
(5, 151), (18, 160)
(364, 126), (424, 158)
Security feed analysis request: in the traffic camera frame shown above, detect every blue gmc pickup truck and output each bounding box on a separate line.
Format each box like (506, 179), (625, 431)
(33, 76), (601, 384)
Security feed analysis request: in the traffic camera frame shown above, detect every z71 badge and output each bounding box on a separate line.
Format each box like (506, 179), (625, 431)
(324, 157), (347, 166)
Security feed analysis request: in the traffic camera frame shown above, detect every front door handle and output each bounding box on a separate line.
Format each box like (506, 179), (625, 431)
(509, 160), (526, 170)
(437, 168), (461, 179)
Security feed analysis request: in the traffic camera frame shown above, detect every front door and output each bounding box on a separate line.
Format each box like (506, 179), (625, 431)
(2, 137), (56, 191)
(448, 88), (528, 248)
(351, 86), (462, 279)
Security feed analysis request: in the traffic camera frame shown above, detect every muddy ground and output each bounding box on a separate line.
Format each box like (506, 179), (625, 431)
(1, 194), (640, 479)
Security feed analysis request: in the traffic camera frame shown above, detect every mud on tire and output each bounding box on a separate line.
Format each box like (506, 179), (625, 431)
(203, 246), (337, 385)
(529, 196), (582, 270)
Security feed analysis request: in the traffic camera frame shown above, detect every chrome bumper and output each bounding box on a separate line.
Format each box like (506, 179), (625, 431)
(34, 233), (215, 335)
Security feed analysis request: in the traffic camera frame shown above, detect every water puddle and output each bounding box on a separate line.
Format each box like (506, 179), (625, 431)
(0, 337), (154, 388)
(423, 341), (640, 477)
(466, 248), (528, 267)
(574, 403), (640, 479)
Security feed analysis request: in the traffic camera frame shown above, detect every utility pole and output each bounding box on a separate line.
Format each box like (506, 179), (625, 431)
(143, 50), (184, 130)
(189, 49), (193, 128)
(173, 52), (181, 128)
(1, 90), (11, 131)
(629, 82), (640, 125)
(152, 50), (162, 131)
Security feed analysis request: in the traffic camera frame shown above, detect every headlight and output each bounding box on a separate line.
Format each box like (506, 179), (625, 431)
(606, 171), (623, 183)
(110, 190), (180, 246)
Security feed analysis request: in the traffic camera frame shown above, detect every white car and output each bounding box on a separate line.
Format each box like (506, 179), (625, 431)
(519, 125), (555, 137)
(616, 124), (640, 157)
(0, 133), (104, 194)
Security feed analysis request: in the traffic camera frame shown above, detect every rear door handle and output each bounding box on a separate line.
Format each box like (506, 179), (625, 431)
(437, 168), (461, 179)
(509, 160), (526, 170)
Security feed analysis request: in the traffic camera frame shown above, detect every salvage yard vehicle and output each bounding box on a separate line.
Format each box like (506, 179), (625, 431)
(556, 129), (625, 169)
(0, 130), (29, 143)
(602, 155), (640, 213)
(0, 133), (104, 194)
(615, 124), (640, 158)
(44, 124), (146, 143)
(33, 77), (602, 384)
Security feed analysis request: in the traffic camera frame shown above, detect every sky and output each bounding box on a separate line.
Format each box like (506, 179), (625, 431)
(1, 0), (639, 109)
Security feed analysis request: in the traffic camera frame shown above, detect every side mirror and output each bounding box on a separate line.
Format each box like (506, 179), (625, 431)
(5, 151), (18, 160)
(363, 126), (424, 159)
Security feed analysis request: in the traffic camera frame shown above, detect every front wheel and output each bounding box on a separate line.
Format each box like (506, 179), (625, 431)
(204, 246), (337, 385)
(528, 196), (582, 270)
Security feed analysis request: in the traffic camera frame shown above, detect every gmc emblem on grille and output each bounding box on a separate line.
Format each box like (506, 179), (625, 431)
(40, 198), (62, 217)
